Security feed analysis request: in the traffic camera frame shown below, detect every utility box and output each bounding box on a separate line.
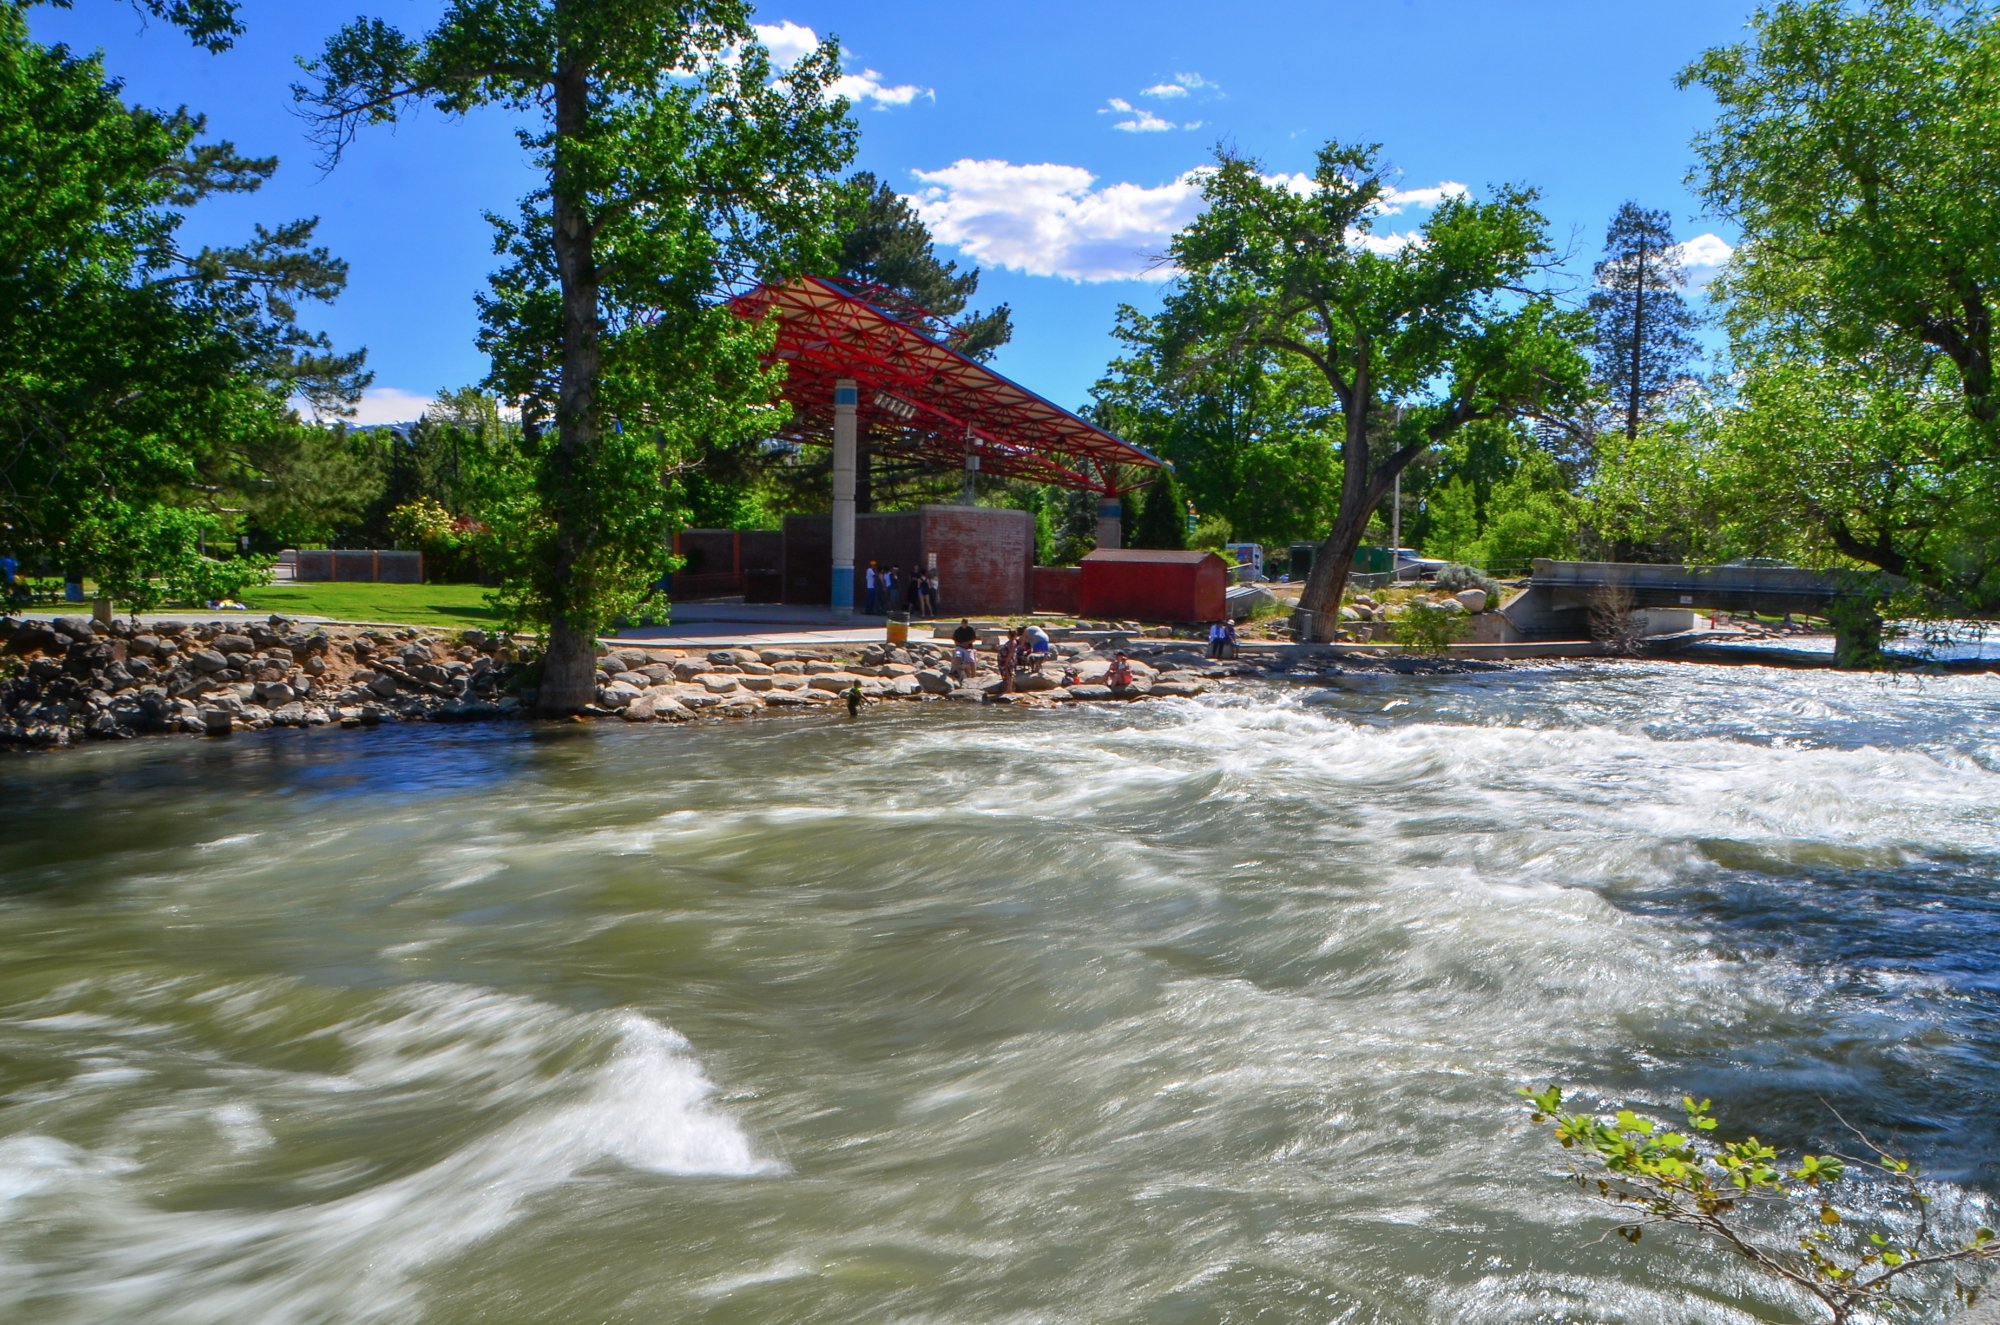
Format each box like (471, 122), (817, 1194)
(1079, 549), (1230, 623)
(1354, 546), (1394, 575)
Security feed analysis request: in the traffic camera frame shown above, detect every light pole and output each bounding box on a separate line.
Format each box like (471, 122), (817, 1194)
(1390, 404), (1405, 578)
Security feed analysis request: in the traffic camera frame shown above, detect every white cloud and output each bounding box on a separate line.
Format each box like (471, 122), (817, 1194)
(910, 160), (1206, 282)
(1141, 81), (1188, 98)
(750, 20), (819, 69)
(1672, 232), (1735, 271)
(1183, 120), (1205, 132)
(750, 20), (932, 108)
(342, 387), (434, 426)
(1141, 71), (1221, 99)
(1378, 181), (1469, 213)
(1114, 109), (1176, 133)
(906, 159), (1460, 283)
(1102, 96), (1134, 114)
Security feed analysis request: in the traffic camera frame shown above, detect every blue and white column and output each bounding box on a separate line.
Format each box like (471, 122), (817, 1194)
(830, 379), (858, 617)
(1095, 498), (1123, 550)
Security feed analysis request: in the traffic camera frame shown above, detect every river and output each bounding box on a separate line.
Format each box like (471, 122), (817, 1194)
(2, 662), (1996, 1323)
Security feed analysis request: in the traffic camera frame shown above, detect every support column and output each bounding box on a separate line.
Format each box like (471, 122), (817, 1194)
(831, 379), (858, 617)
(1095, 498), (1123, 550)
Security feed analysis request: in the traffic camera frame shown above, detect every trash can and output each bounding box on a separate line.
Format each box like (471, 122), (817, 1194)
(886, 611), (910, 644)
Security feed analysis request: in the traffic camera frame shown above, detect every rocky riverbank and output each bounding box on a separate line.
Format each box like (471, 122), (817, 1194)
(0, 614), (1272, 751)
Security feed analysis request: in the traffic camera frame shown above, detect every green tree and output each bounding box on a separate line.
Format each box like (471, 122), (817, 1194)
(1589, 201), (1700, 440)
(297, 1), (855, 711)
(1130, 468), (1188, 550)
(1160, 140), (1590, 642)
(1682, 0), (2000, 434)
(1093, 306), (1342, 549)
(1676, 0), (2000, 609)
(1, 2), (364, 610)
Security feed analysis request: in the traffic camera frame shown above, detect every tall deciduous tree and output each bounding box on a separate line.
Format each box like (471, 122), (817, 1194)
(1162, 140), (1589, 641)
(1093, 306), (1343, 550)
(2, 1), (364, 605)
(296, 2), (855, 712)
(1589, 202), (1700, 439)
(1678, 0), (2000, 608)
(1681, 0), (2000, 434)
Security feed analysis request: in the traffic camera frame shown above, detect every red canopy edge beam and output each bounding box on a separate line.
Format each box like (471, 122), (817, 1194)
(730, 275), (1164, 496)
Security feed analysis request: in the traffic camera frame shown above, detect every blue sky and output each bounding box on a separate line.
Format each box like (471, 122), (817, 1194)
(34, 0), (1755, 423)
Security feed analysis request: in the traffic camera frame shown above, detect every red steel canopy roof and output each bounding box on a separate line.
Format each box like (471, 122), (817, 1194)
(732, 274), (1162, 496)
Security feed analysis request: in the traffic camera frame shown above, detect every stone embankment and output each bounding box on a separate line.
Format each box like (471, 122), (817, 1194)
(0, 614), (522, 749)
(0, 615), (1257, 750)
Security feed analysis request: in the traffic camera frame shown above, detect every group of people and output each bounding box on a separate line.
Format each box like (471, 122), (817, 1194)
(863, 562), (937, 617)
(1207, 618), (1240, 660)
(950, 618), (1053, 690)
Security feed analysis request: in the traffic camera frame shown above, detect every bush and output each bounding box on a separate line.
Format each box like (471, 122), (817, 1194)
(387, 496), (488, 582)
(1190, 513), (1232, 552)
(1391, 601), (1467, 655)
(1435, 561), (1504, 600)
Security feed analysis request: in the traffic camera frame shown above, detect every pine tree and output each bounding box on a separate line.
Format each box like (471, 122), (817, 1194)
(832, 172), (1011, 512)
(1131, 471), (1188, 550)
(1589, 202), (1700, 439)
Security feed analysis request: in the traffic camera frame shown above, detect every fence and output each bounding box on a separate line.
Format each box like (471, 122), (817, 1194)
(292, 550), (424, 584)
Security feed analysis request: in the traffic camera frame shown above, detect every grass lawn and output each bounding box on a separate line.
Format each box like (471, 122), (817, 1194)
(241, 582), (506, 631)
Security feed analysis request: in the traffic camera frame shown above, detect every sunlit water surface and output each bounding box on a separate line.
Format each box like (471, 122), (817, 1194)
(2, 662), (1997, 1324)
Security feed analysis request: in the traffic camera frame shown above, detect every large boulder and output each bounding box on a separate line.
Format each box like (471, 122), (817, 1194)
(1454, 588), (1488, 613)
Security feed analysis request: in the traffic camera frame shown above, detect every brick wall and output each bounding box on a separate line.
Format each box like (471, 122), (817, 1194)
(1031, 566), (1081, 615)
(921, 505), (1032, 615)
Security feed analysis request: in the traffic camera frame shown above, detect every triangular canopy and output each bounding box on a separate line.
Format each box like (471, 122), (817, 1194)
(733, 275), (1162, 496)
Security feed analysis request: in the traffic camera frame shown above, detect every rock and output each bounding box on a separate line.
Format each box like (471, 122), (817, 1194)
(672, 659), (706, 682)
(254, 681), (295, 708)
(621, 690), (661, 721)
(188, 648), (229, 674)
(214, 634), (256, 654)
(304, 656), (327, 677)
(1016, 673), (1060, 692)
(889, 676), (921, 697)
(1454, 588), (1488, 613)
(6, 621), (60, 655)
(804, 660), (844, 675)
(1067, 684), (1114, 701)
(738, 675), (777, 692)
(1340, 605), (1362, 622)
(597, 681), (641, 710)
(638, 663), (676, 684)
(1437, 598), (1465, 615)
(762, 690), (813, 708)
(772, 660), (806, 675)
(200, 707), (235, 737)
(947, 688), (985, 703)
(51, 615), (94, 640)
(807, 673), (859, 692)
(1152, 682), (1205, 697)
(368, 674), (400, 698)
(698, 674), (740, 694)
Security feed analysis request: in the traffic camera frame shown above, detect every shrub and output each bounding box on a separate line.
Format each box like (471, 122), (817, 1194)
(1390, 601), (1466, 655)
(1435, 561), (1504, 600)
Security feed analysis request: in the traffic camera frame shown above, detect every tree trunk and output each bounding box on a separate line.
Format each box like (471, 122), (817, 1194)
(1294, 500), (1377, 642)
(536, 41), (605, 716)
(1296, 401), (1390, 643)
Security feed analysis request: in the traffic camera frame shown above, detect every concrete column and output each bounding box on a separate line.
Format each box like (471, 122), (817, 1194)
(831, 380), (858, 617)
(1095, 498), (1123, 551)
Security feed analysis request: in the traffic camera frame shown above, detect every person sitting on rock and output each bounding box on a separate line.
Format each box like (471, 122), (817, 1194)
(1221, 619), (1238, 660)
(996, 630), (1018, 693)
(1108, 652), (1134, 689)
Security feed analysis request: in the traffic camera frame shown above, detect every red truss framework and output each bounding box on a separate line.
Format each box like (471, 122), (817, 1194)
(731, 274), (1163, 496)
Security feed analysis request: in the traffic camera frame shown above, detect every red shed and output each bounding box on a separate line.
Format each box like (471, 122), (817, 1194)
(1079, 549), (1230, 623)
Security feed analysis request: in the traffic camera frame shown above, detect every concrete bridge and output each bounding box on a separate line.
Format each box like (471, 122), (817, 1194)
(1503, 559), (1883, 643)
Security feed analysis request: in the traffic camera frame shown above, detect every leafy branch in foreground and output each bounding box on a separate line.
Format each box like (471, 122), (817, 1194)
(1521, 1086), (1997, 1323)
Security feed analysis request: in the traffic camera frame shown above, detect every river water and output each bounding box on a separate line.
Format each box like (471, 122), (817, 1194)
(2, 662), (1996, 1324)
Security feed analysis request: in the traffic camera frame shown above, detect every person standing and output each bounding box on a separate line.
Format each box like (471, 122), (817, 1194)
(846, 679), (864, 717)
(997, 629), (1018, 693)
(865, 562), (880, 615)
(1208, 620), (1226, 659)
(883, 566), (899, 615)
